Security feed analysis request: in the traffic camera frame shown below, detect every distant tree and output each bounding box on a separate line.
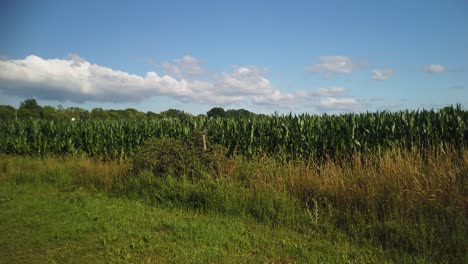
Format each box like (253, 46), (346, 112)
(225, 109), (254, 118)
(124, 108), (146, 119)
(42, 105), (57, 120)
(19, 98), (42, 112)
(107, 110), (121, 119)
(0, 105), (16, 120)
(66, 107), (89, 120)
(90, 108), (109, 119)
(55, 105), (69, 120)
(160, 109), (192, 119)
(18, 98), (42, 119)
(146, 111), (160, 119)
(207, 107), (225, 118)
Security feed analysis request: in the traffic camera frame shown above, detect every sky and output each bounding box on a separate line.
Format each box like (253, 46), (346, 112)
(0, 0), (467, 115)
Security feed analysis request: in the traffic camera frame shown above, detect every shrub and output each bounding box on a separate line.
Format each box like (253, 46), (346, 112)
(132, 138), (220, 180)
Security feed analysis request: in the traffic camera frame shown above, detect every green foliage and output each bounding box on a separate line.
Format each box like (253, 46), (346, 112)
(17, 108), (40, 119)
(41, 105), (56, 120)
(207, 107), (225, 118)
(65, 107), (89, 120)
(19, 98), (42, 112)
(90, 107), (109, 119)
(207, 107), (255, 118)
(225, 108), (254, 118)
(160, 108), (192, 120)
(1, 105), (466, 160)
(132, 138), (210, 179)
(131, 132), (227, 179)
(145, 111), (160, 119)
(0, 105), (16, 120)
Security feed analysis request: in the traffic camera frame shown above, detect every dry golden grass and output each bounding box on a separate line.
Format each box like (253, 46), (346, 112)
(187, 151), (451, 229)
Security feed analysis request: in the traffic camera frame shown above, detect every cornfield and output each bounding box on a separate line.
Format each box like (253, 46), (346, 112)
(1, 106), (466, 160)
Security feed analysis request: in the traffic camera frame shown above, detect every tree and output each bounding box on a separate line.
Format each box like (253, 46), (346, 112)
(18, 98), (42, 119)
(66, 107), (89, 120)
(146, 111), (160, 119)
(124, 108), (146, 119)
(19, 98), (42, 112)
(55, 104), (69, 120)
(160, 109), (192, 119)
(90, 108), (109, 119)
(0, 105), (16, 120)
(207, 107), (225, 118)
(225, 109), (253, 118)
(42, 105), (57, 120)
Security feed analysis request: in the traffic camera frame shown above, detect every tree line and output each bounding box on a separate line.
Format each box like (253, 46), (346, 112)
(0, 99), (258, 120)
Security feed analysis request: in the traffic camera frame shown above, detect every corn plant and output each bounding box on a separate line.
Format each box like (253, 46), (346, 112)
(0, 105), (466, 160)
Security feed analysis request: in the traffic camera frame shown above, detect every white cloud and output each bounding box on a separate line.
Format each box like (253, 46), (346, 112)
(372, 69), (394, 80)
(214, 66), (274, 96)
(0, 54), (362, 112)
(308, 56), (360, 75)
(251, 87), (360, 112)
(161, 55), (204, 80)
(252, 90), (296, 106)
(425, 64), (445, 73)
(309, 87), (345, 96)
(0, 54), (223, 104)
(251, 87), (345, 106)
(318, 97), (361, 111)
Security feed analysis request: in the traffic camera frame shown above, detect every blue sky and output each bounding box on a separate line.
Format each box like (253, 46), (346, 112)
(0, 0), (467, 114)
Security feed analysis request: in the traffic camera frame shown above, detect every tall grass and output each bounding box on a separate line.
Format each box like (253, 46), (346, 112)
(0, 155), (126, 191)
(1, 148), (466, 262)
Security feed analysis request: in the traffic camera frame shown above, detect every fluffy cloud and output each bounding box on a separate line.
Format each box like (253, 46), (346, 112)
(0, 55), (189, 103)
(372, 69), (394, 80)
(214, 66), (273, 96)
(161, 55), (204, 80)
(308, 56), (360, 75)
(425, 64), (445, 73)
(0, 54), (362, 112)
(0, 54), (234, 104)
(251, 87), (360, 112)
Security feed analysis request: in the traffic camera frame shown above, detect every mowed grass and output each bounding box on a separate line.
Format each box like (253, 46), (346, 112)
(1, 181), (399, 263)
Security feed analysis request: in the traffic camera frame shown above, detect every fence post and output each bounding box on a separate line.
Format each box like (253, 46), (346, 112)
(203, 130), (207, 151)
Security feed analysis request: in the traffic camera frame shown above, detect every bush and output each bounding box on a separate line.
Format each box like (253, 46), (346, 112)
(132, 138), (223, 180)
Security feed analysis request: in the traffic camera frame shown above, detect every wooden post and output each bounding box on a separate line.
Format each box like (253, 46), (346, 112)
(202, 130), (207, 151)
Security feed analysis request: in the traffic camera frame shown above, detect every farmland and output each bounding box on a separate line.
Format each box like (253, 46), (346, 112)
(1, 105), (466, 159)
(0, 105), (467, 263)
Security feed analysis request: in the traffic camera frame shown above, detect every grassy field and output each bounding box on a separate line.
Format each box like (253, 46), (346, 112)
(0, 180), (404, 263)
(0, 150), (466, 263)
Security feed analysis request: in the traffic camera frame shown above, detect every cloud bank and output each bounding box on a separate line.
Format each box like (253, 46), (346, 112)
(0, 54), (362, 112)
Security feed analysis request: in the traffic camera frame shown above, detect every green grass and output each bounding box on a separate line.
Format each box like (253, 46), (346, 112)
(0, 181), (408, 263)
(0, 152), (465, 263)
